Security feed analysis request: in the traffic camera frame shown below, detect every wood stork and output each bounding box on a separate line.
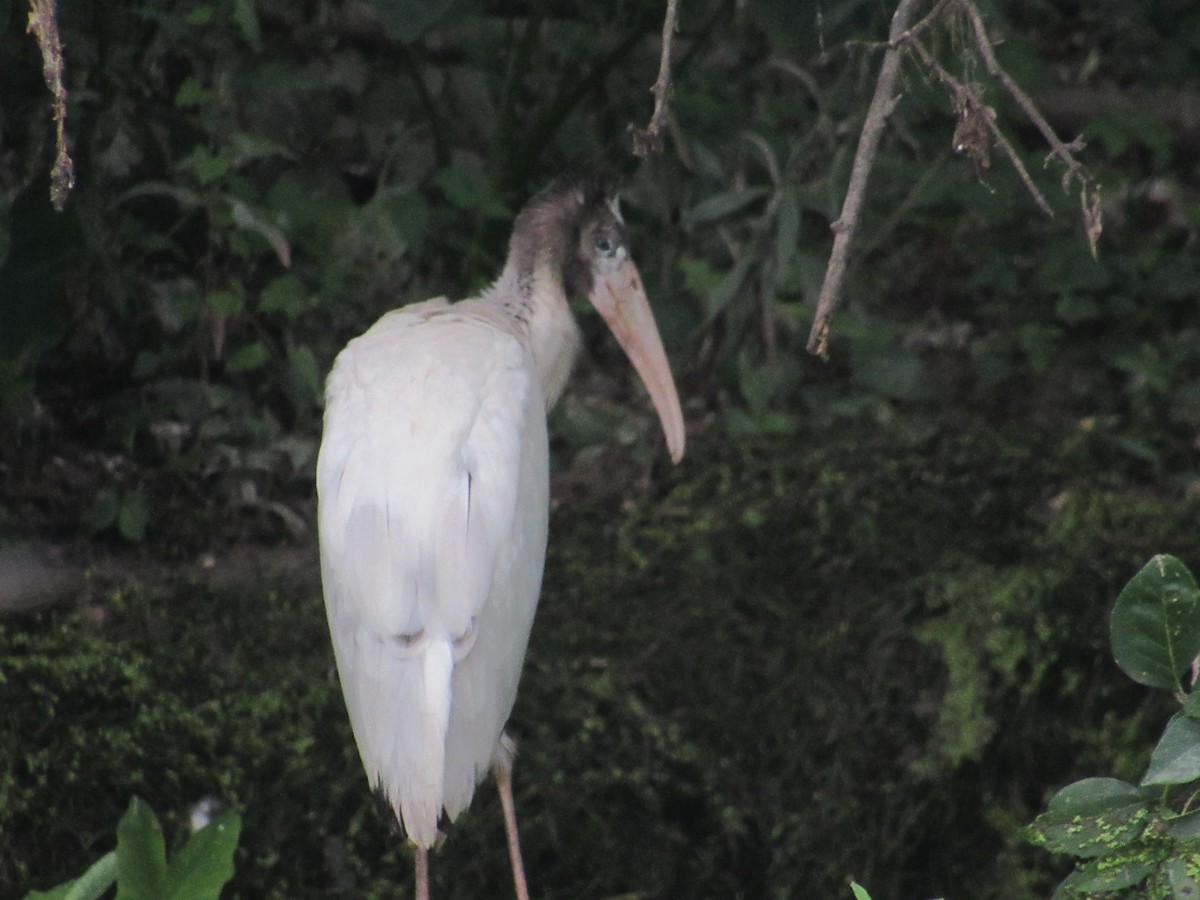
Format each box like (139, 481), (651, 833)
(316, 175), (685, 900)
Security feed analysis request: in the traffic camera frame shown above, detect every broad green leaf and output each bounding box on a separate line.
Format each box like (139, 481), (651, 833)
(1166, 809), (1200, 840)
(23, 851), (117, 900)
(1111, 555), (1200, 692)
(1143, 715), (1200, 786)
(1031, 777), (1148, 857)
(117, 491), (151, 544)
(116, 798), (168, 900)
(1062, 854), (1157, 892)
(164, 810), (241, 899)
(1166, 857), (1200, 899)
(685, 188), (769, 228)
(1184, 690), (1200, 718)
(849, 882), (872, 900)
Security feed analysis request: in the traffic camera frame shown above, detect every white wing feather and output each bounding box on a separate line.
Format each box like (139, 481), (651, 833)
(316, 299), (548, 847)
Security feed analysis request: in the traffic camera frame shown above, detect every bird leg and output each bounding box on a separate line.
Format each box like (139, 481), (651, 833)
(414, 845), (430, 900)
(494, 733), (530, 900)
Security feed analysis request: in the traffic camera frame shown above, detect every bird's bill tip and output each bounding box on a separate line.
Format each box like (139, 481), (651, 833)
(589, 260), (686, 464)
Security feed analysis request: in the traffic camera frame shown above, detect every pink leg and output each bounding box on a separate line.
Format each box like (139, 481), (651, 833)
(414, 845), (430, 900)
(494, 734), (530, 900)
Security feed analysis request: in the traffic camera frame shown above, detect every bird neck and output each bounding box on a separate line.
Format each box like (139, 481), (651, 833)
(482, 254), (581, 410)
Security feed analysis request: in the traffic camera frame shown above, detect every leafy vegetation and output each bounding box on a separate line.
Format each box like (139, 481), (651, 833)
(1030, 556), (1200, 898)
(26, 797), (240, 900)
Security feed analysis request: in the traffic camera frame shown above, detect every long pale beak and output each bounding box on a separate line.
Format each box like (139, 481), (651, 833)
(589, 259), (686, 464)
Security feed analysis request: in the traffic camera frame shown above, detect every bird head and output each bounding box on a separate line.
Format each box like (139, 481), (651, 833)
(517, 175), (685, 464)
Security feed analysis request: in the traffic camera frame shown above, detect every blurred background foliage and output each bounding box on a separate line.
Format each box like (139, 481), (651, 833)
(2, 0), (1200, 897)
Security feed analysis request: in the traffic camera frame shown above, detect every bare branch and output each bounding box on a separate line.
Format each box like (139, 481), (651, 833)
(630, 0), (681, 157)
(806, 0), (925, 357)
(26, 0), (74, 210)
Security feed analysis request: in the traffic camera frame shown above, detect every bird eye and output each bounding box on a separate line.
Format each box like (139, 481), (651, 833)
(594, 234), (616, 257)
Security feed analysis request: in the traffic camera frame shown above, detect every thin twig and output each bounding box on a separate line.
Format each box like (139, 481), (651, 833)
(630, 0), (681, 157)
(26, 0), (74, 210)
(953, 0), (1101, 254)
(806, 0), (925, 357)
(908, 35), (1052, 215)
(956, 0), (1084, 183)
(907, 0), (955, 40)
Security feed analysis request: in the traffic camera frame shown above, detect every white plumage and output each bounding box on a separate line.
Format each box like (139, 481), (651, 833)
(316, 176), (684, 899)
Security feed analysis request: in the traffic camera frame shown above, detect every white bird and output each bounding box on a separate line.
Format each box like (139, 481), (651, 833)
(316, 175), (685, 900)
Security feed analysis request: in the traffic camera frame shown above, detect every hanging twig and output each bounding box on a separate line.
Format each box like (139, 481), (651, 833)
(952, 0), (1101, 255)
(806, 0), (1103, 356)
(908, 36), (1052, 215)
(806, 0), (925, 358)
(956, 0), (1085, 187)
(630, 0), (681, 157)
(26, 0), (74, 210)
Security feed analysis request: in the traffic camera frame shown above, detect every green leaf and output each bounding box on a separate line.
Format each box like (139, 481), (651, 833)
(774, 187), (800, 277)
(186, 147), (231, 186)
(1111, 555), (1200, 692)
(226, 342), (270, 373)
(288, 344), (321, 404)
(1184, 690), (1200, 718)
(24, 851), (117, 900)
(116, 798), (168, 900)
(231, 0), (261, 52)
(1062, 854), (1158, 892)
(174, 77), (213, 108)
(84, 486), (120, 532)
(185, 5), (214, 25)
(117, 491), (151, 543)
(1166, 809), (1200, 840)
(685, 188), (769, 228)
(259, 274), (306, 318)
(164, 810), (241, 899)
(1143, 715), (1200, 786)
(1166, 857), (1200, 899)
(1031, 777), (1148, 857)
(206, 290), (243, 316)
(849, 882), (872, 900)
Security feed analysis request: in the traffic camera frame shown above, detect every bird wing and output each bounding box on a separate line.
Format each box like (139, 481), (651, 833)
(316, 298), (545, 845)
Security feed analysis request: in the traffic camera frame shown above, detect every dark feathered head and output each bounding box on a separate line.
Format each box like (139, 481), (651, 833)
(509, 173), (629, 300)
